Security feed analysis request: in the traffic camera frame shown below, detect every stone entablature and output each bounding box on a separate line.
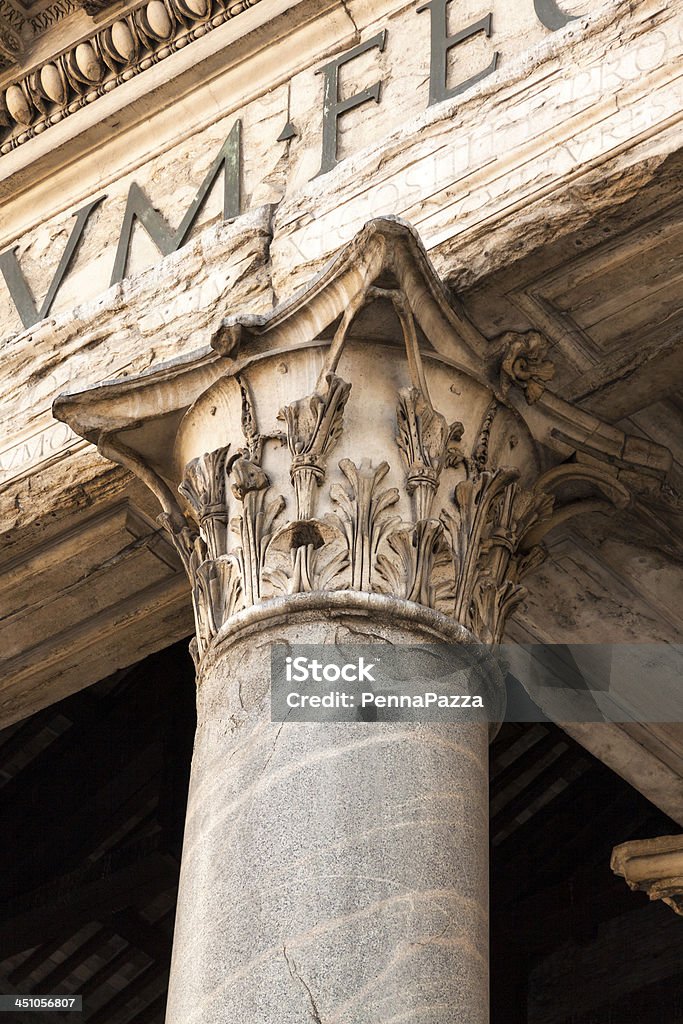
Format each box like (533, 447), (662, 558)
(0, 0), (585, 153)
(0, 0), (678, 339)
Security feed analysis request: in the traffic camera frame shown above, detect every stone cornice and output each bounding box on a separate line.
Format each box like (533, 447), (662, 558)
(0, 0), (261, 154)
(611, 835), (683, 916)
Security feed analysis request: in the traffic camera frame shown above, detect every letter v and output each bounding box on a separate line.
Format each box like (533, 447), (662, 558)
(0, 196), (104, 330)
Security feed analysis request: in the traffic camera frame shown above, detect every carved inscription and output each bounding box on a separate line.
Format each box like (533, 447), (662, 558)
(0, 420), (83, 482)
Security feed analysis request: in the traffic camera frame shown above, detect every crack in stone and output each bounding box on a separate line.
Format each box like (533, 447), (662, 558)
(338, 0), (360, 40)
(411, 923), (451, 947)
(282, 945), (324, 1024)
(335, 621), (394, 645)
(261, 723), (283, 776)
(263, 200), (281, 304)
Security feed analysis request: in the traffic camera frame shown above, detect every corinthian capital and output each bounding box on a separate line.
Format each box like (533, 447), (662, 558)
(53, 219), (672, 661)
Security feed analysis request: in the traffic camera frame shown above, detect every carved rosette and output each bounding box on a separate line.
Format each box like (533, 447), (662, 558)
(499, 330), (556, 405)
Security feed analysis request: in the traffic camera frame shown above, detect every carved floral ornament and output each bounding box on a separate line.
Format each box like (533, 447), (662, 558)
(0, 16), (23, 73)
(53, 219), (672, 662)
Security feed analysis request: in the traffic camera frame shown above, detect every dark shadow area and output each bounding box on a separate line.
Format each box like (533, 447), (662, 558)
(0, 640), (196, 1024)
(490, 722), (683, 1023)
(2, 650), (681, 1023)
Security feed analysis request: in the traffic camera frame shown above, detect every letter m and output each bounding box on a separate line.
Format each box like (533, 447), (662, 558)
(110, 120), (241, 286)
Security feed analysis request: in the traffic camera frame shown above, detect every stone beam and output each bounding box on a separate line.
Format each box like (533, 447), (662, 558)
(612, 835), (683, 916)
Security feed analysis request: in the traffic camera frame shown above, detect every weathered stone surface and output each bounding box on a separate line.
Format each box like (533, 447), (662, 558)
(50, 220), (558, 1022)
(3, 0), (679, 333)
(0, 0), (673, 996)
(167, 595), (499, 1024)
(50, 214), (681, 1021)
(54, 219), (666, 663)
(0, 491), (193, 725)
(43, 205), (683, 830)
(0, 0), (344, 323)
(0, 0), (680, 857)
(0, 100), (283, 335)
(272, 0), (682, 293)
(48, 212), (658, 1022)
(0, 208), (271, 726)
(0, 205), (273, 535)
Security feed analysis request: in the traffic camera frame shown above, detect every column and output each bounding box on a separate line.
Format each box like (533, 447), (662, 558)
(170, 594), (501, 1023)
(53, 218), (664, 1023)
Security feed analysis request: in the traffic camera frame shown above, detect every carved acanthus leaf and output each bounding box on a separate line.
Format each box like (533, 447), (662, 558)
(158, 511), (204, 579)
(441, 469), (555, 642)
(377, 518), (454, 612)
(231, 456), (269, 501)
(179, 446), (232, 559)
(263, 518), (348, 596)
(230, 457), (285, 607)
(157, 507), (243, 659)
(192, 556), (243, 658)
(51, 217), (662, 666)
(469, 576), (523, 646)
(279, 373), (351, 520)
(329, 459), (401, 592)
(396, 387), (464, 520)
(237, 374), (267, 465)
